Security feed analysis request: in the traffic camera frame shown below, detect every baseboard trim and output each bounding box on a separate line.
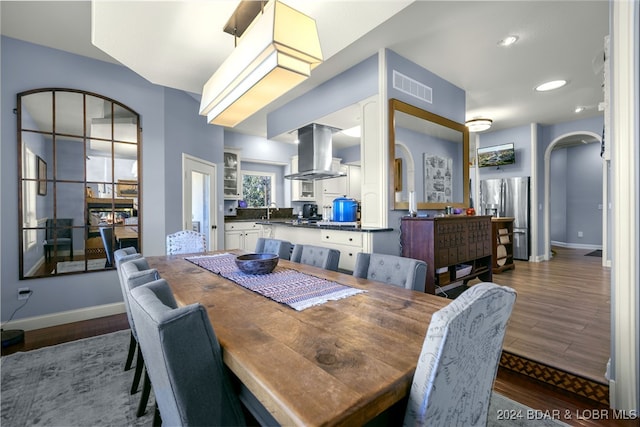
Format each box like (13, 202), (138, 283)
(8, 303), (126, 331)
(500, 351), (609, 405)
(551, 241), (603, 251)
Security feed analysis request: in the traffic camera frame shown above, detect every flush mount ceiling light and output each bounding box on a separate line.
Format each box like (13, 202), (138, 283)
(535, 79), (567, 92)
(574, 106), (586, 113)
(199, 0), (323, 128)
(465, 118), (493, 132)
(497, 35), (519, 47)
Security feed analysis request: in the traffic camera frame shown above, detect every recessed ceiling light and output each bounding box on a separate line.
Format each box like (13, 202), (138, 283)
(340, 126), (361, 138)
(574, 106), (586, 113)
(498, 35), (519, 47)
(535, 80), (567, 92)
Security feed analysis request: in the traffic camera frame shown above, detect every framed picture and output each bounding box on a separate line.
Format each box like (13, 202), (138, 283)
(37, 156), (47, 196)
(116, 179), (138, 197)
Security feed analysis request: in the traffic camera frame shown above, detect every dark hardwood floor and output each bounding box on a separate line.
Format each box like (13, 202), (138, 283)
(2, 247), (636, 426)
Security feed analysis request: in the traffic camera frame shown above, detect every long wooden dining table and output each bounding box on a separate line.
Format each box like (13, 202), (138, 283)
(147, 251), (450, 426)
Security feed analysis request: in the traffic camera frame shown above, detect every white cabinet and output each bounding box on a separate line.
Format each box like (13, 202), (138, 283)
(347, 165), (361, 200)
(224, 222), (261, 251)
(290, 156), (317, 202)
(223, 149), (242, 200)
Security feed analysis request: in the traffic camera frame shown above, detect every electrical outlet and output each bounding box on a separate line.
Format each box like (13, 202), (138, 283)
(17, 287), (31, 300)
(578, 231), (584, 238)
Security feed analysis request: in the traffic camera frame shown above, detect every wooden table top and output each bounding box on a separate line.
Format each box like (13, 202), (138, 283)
(114, 226), (138, 240)
(147, 251), (449, 426)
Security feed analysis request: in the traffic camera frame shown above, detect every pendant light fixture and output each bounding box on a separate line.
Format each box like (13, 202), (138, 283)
(199, 0), (323, 128)
(465, 118), (493, 132)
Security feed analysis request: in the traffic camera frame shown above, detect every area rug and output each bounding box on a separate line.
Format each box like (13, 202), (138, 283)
(186, 253), (365, 311)
(1, 330), (568, 427)
(54, 258), (106, 274)
(585, 249), (603, 257)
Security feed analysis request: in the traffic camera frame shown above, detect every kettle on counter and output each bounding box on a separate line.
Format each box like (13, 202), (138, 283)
(332, 196), (358, 222)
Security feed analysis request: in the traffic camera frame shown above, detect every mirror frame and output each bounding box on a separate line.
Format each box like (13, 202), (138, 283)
(389, 98), (469, 211)
(17, 88), (141, 279)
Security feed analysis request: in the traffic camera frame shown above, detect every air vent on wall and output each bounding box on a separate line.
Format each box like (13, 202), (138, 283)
(393, 70), (432, 104)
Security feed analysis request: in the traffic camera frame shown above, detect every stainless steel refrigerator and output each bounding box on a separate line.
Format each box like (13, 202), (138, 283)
(480, 177), (530, 260)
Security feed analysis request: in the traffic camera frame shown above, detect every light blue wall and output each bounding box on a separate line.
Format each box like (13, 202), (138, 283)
(550, 149), (568, 242)
(0, 36), (222, 323)
(477, 125), (532, 179)
(267, 54), (379, 139)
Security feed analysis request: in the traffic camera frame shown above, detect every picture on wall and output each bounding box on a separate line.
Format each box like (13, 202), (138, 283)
(37, 156), (47, 196)
(424, 153), (452, 203)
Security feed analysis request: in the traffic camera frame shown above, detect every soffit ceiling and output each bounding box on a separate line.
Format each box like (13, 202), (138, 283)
(1, 1), (608, 147)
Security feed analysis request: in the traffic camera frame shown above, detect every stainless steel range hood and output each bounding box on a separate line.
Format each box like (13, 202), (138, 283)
(284, 123), (346, 181)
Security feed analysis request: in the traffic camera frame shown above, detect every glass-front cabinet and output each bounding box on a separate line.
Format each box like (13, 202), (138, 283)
(18, 88), (141, 279)
(223, 149), (242, 200)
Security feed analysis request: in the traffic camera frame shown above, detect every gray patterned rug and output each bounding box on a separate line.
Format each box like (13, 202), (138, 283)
(0, 330), (567, 426)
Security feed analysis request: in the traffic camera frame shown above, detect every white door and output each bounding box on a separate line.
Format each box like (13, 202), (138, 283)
(182, 154), (218, 250)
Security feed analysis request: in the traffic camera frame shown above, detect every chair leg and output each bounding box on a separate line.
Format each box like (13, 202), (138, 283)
(124, 332), (137, 371)
(131, 348), (144, 394)
(152, 402), (162, 427)
(136, 369), (152, 417)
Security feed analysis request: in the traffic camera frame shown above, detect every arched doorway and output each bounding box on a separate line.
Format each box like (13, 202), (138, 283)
(543, 131), (606, 263)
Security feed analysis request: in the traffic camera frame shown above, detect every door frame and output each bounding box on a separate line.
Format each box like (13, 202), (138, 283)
(182, 154), (218, 250)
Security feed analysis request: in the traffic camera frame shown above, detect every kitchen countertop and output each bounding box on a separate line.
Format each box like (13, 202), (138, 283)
(255, 220), (393, 233)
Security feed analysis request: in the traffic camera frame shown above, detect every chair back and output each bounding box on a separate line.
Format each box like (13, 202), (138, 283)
(166, 230), (206, 255)
(99, 227), (115, 268)
(291, 244), (340, 271)
(353, 253), (427, 292)
(120, 257), (160, 338)
(45, 218), (73, 239)
(129, 279), (246, 426)
(254, 237), (292, 260)
(403, 282), (517, 426)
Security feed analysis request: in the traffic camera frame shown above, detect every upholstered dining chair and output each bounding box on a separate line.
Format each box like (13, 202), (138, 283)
(99, 227), (115, 268)
(113, 247), (143, 371)
(43, 218), (73, 262)
(353, 252), (427, 292)
(121, 257), (161, 418)
(255, 237), (292, 260)
(129, 278), (246, 427)
(291, 244), (340, 271)
(403, 282), (517, 427)
(166, 230), (207, 255)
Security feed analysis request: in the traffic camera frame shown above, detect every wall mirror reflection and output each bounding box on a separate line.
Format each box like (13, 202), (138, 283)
(18, 88), (141, 279)
(389, 98), (469, 211)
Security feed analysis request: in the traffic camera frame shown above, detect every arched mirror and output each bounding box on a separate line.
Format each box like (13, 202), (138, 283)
(18, 88), (141, 279)
(389, 98), (469, 211)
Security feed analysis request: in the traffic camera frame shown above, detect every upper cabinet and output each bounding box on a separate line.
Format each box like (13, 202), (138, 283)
(223, 149), (242, 200)
(290, 155), (317, 202)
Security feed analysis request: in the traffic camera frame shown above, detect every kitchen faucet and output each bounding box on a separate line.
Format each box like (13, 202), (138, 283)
(267, 201), (278, 221)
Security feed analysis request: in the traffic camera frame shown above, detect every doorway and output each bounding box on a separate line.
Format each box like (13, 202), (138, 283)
(543, 131), (606, 264)
(182, 154), (218, 250)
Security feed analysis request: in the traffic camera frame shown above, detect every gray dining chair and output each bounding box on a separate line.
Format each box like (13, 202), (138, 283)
(255, 237), (292, 260)
(113, 247), (142, 371)
(121, 257), (161, 418)
(166, 230), (207, 255)
(353, 252), (427, 292)
(43, 218), (73, 262)
(129, 278), (246, 427)
(403, 282), (516, 426)
(291, 244), (340, 271)
(99, 227), (115, 268)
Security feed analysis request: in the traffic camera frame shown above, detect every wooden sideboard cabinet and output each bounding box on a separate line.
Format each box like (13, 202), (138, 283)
(400, 216), (493, 294)
(491, 217), (515, 273)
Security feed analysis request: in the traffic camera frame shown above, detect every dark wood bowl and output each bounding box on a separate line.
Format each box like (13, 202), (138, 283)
(235, 253), (279, 275)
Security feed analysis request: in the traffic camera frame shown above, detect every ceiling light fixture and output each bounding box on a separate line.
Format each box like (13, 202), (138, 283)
(535, 79), (567, 92)
(465, 118), (493, 133)
(340, 126), (361, 138)
(574, 106), (586, 113)
(498, 35), (519, 47)
(199, 0), (323, 128)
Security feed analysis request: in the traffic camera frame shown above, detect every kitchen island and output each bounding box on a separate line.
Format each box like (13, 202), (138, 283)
(255, 220), (394, 272)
